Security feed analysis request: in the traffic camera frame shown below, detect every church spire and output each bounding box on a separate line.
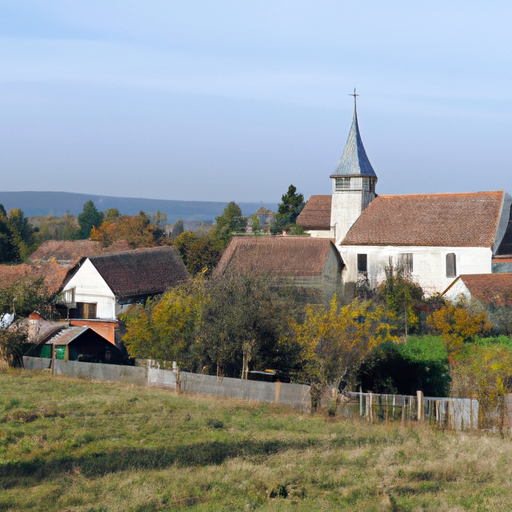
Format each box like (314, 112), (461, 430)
(329, 90), (377, 245)
(331, 89), (376, 178)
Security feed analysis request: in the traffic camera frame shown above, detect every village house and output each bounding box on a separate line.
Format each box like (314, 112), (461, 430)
(297, 98), (512, 297)
(213, 236), (343, 302)
(57, 246), (190, 343)
(443, 273), (512, 306)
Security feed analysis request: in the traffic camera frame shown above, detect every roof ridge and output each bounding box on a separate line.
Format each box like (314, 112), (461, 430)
(376, 190), (503, 199)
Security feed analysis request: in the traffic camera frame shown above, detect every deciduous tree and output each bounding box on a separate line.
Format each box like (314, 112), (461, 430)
(0, 275), (54, 319)
(199, 274), (303, 378)
(121, 278), (206, 369)
(427, 299), (491, 357)
(376, 262), (425, 336)
(90, 211), (167, 248)
(174, 231), (223, 276)
(290, 296), (398, 389)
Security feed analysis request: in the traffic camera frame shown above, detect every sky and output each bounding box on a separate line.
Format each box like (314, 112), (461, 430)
(1, 1), (512, 204)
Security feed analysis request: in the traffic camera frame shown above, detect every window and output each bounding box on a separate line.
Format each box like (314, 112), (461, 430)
(400, 253), (413, 273)
(62, 288), (75, 306)
(335, 177), (350, 191)
(446, 253), (457, 278)
(357, 254), (368, 273)
(75, 302), (97, 319)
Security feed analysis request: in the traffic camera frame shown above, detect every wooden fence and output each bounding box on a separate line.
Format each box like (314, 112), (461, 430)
(340, 391), (479, 430)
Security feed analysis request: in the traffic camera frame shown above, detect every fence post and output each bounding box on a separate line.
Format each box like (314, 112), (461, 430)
(359, 387), (363, 417)
(417, 391), (424, 422)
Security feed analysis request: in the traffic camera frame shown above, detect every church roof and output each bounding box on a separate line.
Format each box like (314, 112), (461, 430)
(296, 195), (332, 230)
(343, 191), (505, 247)
(297, 191), (505, 247)
(331, 105), (377, 178)
(213, 236), (341, 278)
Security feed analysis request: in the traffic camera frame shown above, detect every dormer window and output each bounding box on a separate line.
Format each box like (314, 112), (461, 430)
(335, 177), (350, 191)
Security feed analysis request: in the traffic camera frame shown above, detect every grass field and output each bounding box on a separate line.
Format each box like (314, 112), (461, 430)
(1, 370), (512, 511)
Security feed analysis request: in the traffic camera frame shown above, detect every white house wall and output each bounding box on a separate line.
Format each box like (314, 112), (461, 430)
(339, 245), (492, 295)
(62, 259), (117, 319)
(443, 279), (472, 302)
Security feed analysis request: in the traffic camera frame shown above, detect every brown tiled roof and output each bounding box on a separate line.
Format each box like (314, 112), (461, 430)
(343, 191), (504, 247)
(448, 273), (512, 305)
(29, 240), (132, 268)
(0, 261), (67, 294)
(213, 236), (341, 278)
(29, 240), (104, 265)
(68, 246), (190, 298)
(296, 195), (331, 231)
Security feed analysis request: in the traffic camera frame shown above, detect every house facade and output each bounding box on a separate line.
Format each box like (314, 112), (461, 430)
(60, 246), (190, 321)
(297, 98), (512, 297)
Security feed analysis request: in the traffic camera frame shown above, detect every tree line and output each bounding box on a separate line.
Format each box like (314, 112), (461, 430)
(0, 184), (306, 269)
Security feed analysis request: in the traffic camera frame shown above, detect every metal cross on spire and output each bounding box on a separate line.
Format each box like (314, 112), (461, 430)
(349, 88), (359, 108)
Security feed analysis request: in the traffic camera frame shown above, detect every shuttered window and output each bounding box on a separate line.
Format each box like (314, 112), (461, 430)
(446, 253), (457, 278)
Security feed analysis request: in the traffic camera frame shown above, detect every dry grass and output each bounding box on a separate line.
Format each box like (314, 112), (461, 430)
(1, 369), (512, 511)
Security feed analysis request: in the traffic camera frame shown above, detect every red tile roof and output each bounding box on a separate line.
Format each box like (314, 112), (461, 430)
(296, 195), (332, 231)
(448, 273), (512, 305)
(344, 191), (504, 247)
(67, 246), (190, 298)
(297, 191), (505, 247)
(213, 236), (341, 278)
(0, 261), (67, 294)
(29, 240), (131, 268)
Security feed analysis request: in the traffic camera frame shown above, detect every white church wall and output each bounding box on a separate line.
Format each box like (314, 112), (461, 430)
(339, 245), (492, 296)
(63, 259), (117, 319)
(331, 190), (374, 245)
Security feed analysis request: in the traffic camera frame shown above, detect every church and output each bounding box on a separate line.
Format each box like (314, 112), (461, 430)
(296, 96), (512, 298)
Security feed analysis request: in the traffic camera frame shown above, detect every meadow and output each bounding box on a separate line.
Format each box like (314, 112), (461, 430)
(1, 370), (512, 511)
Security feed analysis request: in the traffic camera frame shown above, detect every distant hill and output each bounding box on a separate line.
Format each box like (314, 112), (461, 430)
(0, 192), (277, 223)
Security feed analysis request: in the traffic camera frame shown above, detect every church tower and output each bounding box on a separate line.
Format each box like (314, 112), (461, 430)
(330, 91), (377, 245)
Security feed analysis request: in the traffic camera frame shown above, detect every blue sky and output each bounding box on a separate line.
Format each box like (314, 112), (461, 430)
(1, 1), (512, 203)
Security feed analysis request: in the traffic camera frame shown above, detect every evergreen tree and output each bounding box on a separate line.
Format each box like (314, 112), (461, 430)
(213, 201), (246, 247)
(0, 205), (20, 263)
(77, 201), (104, 239)
(273, 185), (305, 233)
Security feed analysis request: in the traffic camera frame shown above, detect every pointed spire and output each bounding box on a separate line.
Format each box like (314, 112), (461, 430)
(331, 90), (376, 177)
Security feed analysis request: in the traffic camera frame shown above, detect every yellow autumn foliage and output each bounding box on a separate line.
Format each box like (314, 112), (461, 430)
(427, 300), (491, 356)
(289, 295), (398, 387)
